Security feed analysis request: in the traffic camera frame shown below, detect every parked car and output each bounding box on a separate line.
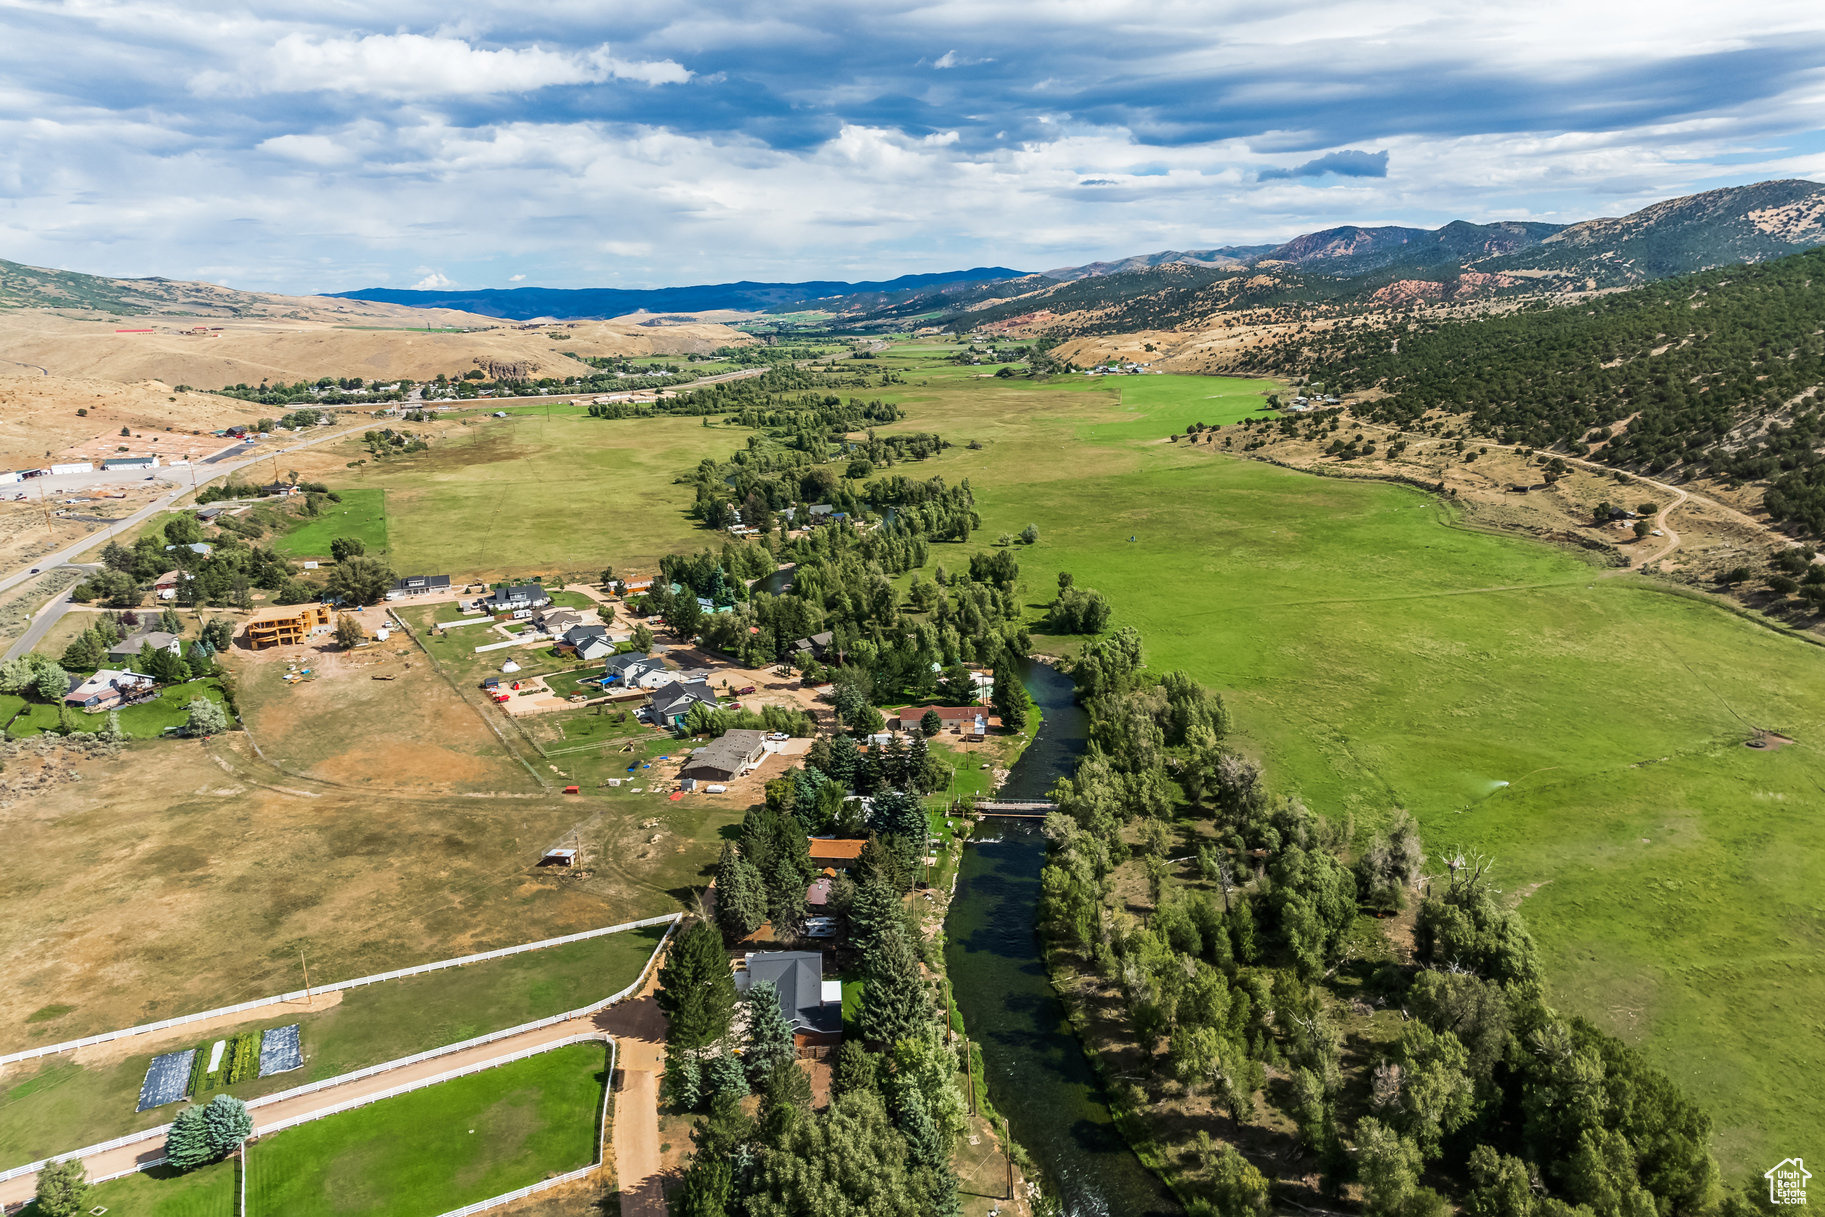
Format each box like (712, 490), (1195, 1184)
(737, 685), (756, 696)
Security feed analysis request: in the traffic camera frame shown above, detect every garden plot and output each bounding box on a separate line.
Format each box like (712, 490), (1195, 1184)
(258, 1024), (303, 1076)
(136, 1048), (194, 1111)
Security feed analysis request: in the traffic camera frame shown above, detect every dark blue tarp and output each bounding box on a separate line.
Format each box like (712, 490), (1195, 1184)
(137, 1048), (195, 1111)
(258, 1024), (302, 1077)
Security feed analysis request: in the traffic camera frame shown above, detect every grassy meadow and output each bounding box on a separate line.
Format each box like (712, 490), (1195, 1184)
(280, 340), (1820, 1171)
(245, 1040), (606, 1216)
(12, 1159), (235, 1217)
(274, 487), (388, 559)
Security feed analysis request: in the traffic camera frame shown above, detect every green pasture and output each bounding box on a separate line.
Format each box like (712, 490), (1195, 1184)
(0, 925), (662, 1169)
(246, 1040), (606, 1216)
(274, 488), (388, 559)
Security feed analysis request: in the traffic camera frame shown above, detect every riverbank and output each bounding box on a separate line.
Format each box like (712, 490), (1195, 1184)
(942, 660), (1183, 1217)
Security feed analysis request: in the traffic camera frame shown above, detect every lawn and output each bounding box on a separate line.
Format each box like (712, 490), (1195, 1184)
(0, 925), (664, 1169)
(273, 488), (388, 560)
(246, 1040), (606, 1217)
(542, 667), (608, 698)
(13, 1158), (235, 1217)
(5, 678), (225, 739)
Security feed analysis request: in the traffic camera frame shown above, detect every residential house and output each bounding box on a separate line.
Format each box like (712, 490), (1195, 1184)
(807, 838), (868, 871)
(385, 574), (452, 600)
(244, 604), (333, 650)
(482, 584), (551, 613)
(648, 680), (719, 730)
(561, 623), (608, 648)
(893, 705), (988, 736)
(573, 634), (616, 662)
(64, 669), (154, 712)
(679, 729), (767, 783)
(164, 542), (213, 557)
(606, 652), (675, 690)
(107, 631), (182, 663)
(153, 570), (184, 601)
(790, 630), (834, 661)
(734, 951), (843, 1046)
(535, 607), (587, 637)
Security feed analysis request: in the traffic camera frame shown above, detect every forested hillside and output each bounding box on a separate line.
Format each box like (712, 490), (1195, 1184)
(1276, 248), (1825, 533)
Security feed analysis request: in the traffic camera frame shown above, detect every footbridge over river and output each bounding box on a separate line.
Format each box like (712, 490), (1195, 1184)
(970, 799), (1058, 818)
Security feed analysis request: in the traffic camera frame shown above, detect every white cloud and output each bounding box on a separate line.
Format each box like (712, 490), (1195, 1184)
(410, 271), (454, 289)
(509, 273), (526, 281)
(192, 32), (689, 99)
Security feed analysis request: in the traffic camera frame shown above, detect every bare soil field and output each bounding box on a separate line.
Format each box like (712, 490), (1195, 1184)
(0, 309), (751, 392)
(232, 603), (535, 794)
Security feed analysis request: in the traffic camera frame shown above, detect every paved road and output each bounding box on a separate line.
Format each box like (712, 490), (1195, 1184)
(0, 423), (370, 601)
(4, 565), (101, 662)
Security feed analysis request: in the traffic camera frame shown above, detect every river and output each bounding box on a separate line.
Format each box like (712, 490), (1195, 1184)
(943, 661), (1183, 1217)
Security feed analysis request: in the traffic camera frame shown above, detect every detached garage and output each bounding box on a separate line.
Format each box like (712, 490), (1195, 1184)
(679, 729), (767, 784)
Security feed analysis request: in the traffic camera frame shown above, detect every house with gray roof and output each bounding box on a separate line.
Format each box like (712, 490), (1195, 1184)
(108, 631), (183, 662)
(736, 951), (842, 1044)
(648, 679), (719, 730)
(680, 729), (767, 783)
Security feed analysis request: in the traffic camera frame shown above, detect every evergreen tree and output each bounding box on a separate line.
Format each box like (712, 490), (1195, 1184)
(165, 1106), (213, 1170)
(714, 844), (767, 943)
(32, 1159), (89, 1217)
(202, 1094), (252, 1156)
(743, 980), (797, 1085)
(991, 667), (1028, 731)
(767, 854), (808, 936)
(657, 918), (737, 1054)
(703, 1049), (751, 1103)
(858, 926), (931, 1046)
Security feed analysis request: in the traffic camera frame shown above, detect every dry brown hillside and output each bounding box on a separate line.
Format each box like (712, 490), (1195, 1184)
(0, 377), (246, 467)
(0, 310), (751, 390)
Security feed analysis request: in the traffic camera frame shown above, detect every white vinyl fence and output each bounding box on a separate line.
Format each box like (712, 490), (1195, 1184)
(0, 915), (677, 1187)
(0, 913), (680, 1067)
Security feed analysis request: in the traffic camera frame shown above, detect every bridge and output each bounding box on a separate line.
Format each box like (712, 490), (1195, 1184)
(970, 800), (1058, 818)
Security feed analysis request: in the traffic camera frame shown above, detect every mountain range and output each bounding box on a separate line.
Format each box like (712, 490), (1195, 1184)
(2, 180), (1821, 334)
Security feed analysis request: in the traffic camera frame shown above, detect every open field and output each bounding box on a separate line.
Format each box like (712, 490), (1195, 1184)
(13, 1158), (236, 1217)
(851, 357), (1825, 1173)
(245, 1040), (606, 1217)
(0, 925), (662, 1167)
(274, 488), (388, 559)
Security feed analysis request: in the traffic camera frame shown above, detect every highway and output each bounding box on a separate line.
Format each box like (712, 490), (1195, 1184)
(0, 422), (372, 600)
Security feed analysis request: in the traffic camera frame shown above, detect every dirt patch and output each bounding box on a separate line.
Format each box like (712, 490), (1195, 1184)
(1746, 731), (1796, 751)
(69, 990), (345, 1068)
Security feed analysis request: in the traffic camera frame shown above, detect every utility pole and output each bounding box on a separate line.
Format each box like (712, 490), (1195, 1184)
(964, 1035), (975, 1115)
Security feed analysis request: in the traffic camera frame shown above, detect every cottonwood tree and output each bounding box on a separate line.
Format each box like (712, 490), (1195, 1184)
(334, 614), (364, 649)
(325, 556), (396, 606)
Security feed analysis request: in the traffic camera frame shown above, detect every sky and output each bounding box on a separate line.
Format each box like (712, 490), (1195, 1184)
(2, 0), (1823, 294)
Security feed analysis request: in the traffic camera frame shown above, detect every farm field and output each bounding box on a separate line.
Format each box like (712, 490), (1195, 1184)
(0, 924), (664, 1168)
(245, 1040), (606, 1217)
(12, 1158), (236, 1217)
(273, 487), (388, 559)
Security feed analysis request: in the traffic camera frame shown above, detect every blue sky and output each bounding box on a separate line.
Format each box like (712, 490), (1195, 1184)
(2, 0), (1822, 294)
